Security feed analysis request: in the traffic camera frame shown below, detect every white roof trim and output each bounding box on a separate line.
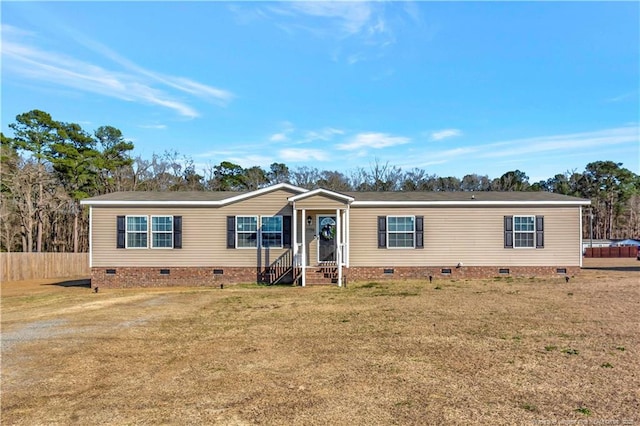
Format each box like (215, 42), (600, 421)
(81, 200), (225, 206)
(288, 188), (355, 203)
(80, 183), (308, 206)
(352, 200), (591, 207)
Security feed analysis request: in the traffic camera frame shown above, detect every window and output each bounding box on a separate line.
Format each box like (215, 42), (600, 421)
(126, 216), (148, 248)
(236, 216), (258, 248)
(152, 216), (173, 248)
(261, 216), (283, 248)
(514, 216), (535, 248)
(387, 216), (415, 248)
(117, 215), (181, 250)
(227, 215), (291, 249)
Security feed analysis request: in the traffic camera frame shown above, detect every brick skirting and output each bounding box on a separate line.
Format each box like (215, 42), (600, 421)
(91, 266), (261, 289)
(344, 265), (580, 282)
(92, 265), (580, 288)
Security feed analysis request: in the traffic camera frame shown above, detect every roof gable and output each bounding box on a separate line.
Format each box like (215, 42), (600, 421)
(288, 188), (355, 204)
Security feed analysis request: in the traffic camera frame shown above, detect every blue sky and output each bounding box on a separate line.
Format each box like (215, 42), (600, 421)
(2, 1), (638, 182)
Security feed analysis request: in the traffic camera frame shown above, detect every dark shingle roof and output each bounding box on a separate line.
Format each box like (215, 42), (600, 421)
(82, 187), (589, 205)
(84, 191), (243, 202)
(344, 191), (588, 202)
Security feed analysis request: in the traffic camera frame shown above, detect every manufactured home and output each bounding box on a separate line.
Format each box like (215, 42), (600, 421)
(80, 183), (590, 288)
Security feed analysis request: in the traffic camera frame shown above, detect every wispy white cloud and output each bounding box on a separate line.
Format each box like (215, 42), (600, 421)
(139, 124), (167, 130)
(337, 132), (411, 151)
(402, 126), (639, 169)
(430, 128), (463, 141)
(279, 148), (329, 162)
(269, 121), (295, 142)
(605, 90), (638, 103)
(1, 24), (234, 118)
(280, 2), (376, 37)
(235, 2), (412, 64)
(479, 126), (639, 159)
(303, 127), (344, 142)
(270, 133), (289, 142)
(228, 155), (274, 169)
(268, 123), (344, 145)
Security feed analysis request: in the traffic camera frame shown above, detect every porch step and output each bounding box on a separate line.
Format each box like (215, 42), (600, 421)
(305, 266), (339, 285)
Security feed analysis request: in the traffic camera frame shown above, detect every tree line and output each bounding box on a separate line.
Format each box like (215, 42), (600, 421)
(2, 109), (638, 253)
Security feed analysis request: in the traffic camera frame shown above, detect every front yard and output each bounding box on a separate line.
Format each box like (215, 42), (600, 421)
(1, 258), (638, 424)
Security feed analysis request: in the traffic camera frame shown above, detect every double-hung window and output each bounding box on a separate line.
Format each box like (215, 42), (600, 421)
(126, 216), (148, 248)
(151, 216), (173, 248)
(236, 216), (258, 248)
(118, 215), (181, 249)
(513, 216), (535, 248)
(227, 215), (290, 249)
(387, 216), (415, 248)
(261, 216), (283, 248)
(235, 216), (282, 248)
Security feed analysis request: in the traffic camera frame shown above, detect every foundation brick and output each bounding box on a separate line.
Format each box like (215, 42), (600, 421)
(92, 265), (580, 288)
(91, 266), (261, 289)
(344, 265), (580, 282)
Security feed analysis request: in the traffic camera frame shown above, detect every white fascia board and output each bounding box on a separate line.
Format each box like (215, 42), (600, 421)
(351, 200), (591, 207)
(80, 200), (224, 206)
(288, 188), (355, 203)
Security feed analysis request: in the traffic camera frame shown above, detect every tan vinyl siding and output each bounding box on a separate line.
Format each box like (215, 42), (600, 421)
(91, 189), (295, 267)
(348, 206), (581, 267)
(294, 194), (348, 210)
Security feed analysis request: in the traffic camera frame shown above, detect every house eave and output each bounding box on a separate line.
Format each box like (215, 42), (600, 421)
(351, 200), (591, 207)
(80, 200), (227, 206)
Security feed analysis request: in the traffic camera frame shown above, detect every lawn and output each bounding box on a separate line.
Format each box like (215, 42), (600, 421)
(1, 259), (638, 425)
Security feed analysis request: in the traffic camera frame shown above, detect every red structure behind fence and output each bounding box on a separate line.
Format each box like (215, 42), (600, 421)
(584, 246), (638, 258)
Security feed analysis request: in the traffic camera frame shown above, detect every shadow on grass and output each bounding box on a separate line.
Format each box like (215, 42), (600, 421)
(582, 266), (640, 272)
(44, 278), (91, 288)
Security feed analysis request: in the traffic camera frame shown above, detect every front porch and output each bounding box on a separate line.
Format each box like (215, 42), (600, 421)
(289, 189), (354, 287)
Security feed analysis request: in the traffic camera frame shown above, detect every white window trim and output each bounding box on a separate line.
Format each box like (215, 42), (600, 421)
(236, 215), (259, 249)
(260, 215), (283, 249)
(387, 215), (416, 249)
(125, 215), (148, 249)
(151, 215), (174, 249)
(513, 215), (535, 249)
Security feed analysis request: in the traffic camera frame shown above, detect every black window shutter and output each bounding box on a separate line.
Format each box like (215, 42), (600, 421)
(117, 216), (125, 249)
(378, 216), (387, 248)
(536, 215), (544, 248)
(504, 216), (513, 248)
(227, 216), (236, 249)
(283, 215), (292, 248)
(173, 216), (182, 249)
(415, 216), (424, 249)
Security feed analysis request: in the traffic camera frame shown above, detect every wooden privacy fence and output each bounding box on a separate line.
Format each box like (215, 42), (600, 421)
(0, 253), (90, 282)
(584, 246), (638, 258)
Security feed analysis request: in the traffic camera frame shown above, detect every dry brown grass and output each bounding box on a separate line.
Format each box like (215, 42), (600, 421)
(2, 259), (639, 425)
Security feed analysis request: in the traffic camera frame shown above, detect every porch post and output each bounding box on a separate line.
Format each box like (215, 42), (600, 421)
(336, 208), (342, 287)
(292, 204), (298, 259)
(301, 208), (306, 287)
(345, 206), (350, 267)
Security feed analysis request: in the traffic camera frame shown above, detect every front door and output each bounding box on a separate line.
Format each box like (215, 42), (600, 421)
(317, 216), (337, 262)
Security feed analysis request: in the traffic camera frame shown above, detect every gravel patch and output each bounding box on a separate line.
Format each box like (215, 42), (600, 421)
(1, 319), (70, 353)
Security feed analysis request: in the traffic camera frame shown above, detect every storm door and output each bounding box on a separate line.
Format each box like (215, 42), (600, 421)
(317, 216), (337, 263)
